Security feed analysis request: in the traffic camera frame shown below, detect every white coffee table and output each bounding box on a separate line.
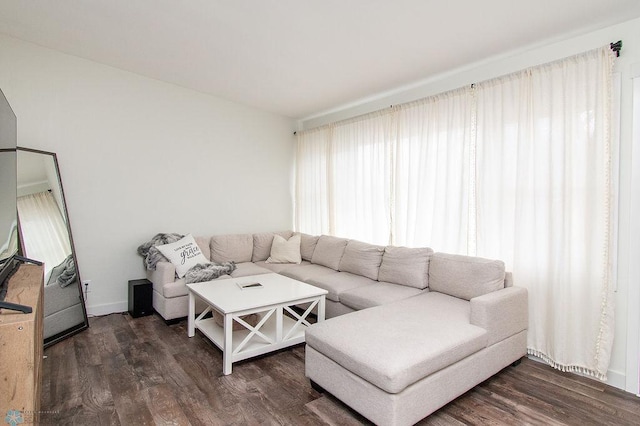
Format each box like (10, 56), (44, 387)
(187, 273), (327, 375)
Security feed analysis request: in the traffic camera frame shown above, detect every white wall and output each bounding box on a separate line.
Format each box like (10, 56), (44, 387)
(0, 34), (296, 316)
(301, 18), (640, 394)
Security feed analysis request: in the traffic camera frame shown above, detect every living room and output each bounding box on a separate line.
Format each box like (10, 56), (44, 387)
(1, 1), (640, 424)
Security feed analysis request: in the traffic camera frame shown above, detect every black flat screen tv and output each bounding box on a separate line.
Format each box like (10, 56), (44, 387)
(0, 87), (19, 292)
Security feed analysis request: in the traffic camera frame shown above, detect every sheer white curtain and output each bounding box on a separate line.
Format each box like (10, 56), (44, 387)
(17, 191), (71, 277)
(475, 47), (616, 379)
(331, 112), (393, 245)
(296, 93), (470, 248)
(295, 128), (331, 236)
(295, 113), (393, 245)
(393, 89), (472, 252)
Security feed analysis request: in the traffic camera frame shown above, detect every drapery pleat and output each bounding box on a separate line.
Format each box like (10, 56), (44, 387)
(295, 46), (616, 379)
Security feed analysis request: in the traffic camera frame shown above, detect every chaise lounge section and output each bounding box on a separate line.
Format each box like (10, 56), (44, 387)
(305, 252), (528, 425)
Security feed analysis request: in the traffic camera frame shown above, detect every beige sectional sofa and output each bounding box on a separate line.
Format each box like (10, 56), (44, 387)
(146, 230), (528, 425)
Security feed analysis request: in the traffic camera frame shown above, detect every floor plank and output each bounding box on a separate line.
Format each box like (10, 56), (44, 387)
(41, 313), (640, 425)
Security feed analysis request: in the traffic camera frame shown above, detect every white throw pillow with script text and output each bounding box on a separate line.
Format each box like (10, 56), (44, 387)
(156, 234), (210, 278)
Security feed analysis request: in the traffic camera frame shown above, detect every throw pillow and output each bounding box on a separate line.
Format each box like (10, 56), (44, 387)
(252, 231), (294, 262)
(156, 234), (210, 278)
(266, 234), (302, 264)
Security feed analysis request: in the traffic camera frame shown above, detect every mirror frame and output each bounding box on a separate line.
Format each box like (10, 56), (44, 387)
(16, 147), (89, 347)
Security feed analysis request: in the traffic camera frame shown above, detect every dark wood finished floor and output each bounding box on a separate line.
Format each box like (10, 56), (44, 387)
(41, 313), (640, 425)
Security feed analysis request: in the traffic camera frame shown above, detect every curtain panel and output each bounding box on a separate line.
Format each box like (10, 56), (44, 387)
(475, 48), (616, 379)
(394, 89), (472, 253)
(294, 127), (331, 236)
(294, 46), (616, 379)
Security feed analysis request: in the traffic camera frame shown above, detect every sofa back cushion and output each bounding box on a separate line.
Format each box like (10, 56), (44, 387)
(311, 235), (349, 270)
(194, 236), (211, 261)
(378, 246), (433, 289)
(338, 240), (384, 280)
(210, 234), (254, 263)
(252, 230), (294, 262)
(300, 233), (320, 261)
(429, 253), (505, 300)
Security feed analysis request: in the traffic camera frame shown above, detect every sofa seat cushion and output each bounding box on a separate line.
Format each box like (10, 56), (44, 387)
(305, 292), (487, 394)
(279, 264), (338, 283)
(339, 282), (424, 311)
(230, 262), (273, 278)
(254, 260), (311, 273)
(307, 272), (375, 303)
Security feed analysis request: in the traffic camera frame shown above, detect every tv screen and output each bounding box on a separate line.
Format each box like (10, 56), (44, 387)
(0, 88), (18, 287)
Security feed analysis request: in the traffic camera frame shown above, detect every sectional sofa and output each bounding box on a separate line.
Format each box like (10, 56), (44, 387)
(145, 230), (528, 425)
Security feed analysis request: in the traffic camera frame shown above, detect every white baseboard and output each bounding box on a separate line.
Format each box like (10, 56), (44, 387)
(86, 301), (128, 317)
(606, 369), (626, 391)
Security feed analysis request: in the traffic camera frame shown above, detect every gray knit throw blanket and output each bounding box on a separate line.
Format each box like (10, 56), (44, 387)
(137, 233), (237, 283)
(185, 262), (236, 284)
(137, 233), (184, 270)
(48, 254), (77, 288)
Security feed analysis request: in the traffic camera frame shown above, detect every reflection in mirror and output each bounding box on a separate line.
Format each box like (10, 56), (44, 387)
(16, 147), (88, 346)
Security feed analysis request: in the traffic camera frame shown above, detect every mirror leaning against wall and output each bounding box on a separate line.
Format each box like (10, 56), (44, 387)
(16, 147), (88, 347)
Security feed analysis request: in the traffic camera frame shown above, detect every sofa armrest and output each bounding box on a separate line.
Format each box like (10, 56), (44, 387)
(470, 286), (528, 346)
(146, 261), (176, 294)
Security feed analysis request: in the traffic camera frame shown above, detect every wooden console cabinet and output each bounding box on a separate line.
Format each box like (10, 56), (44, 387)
(0, 263), (44, 424)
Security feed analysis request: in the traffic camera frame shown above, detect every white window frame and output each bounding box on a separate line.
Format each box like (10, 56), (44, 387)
(627, 67), (640, 396)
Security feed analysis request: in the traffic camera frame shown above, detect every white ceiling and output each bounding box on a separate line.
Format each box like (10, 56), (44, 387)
(0, 1), (639, 119)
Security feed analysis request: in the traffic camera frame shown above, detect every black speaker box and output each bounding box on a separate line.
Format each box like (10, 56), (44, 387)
(128, 279), (153, 318)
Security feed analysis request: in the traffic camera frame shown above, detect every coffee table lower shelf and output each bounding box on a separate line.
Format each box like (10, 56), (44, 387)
(195, 313), (306, 363)
(187, 274), (327, 375)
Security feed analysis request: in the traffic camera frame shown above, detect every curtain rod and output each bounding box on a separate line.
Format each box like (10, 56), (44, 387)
(610, 40), (622, 57)
(294, 41), (623, 135)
